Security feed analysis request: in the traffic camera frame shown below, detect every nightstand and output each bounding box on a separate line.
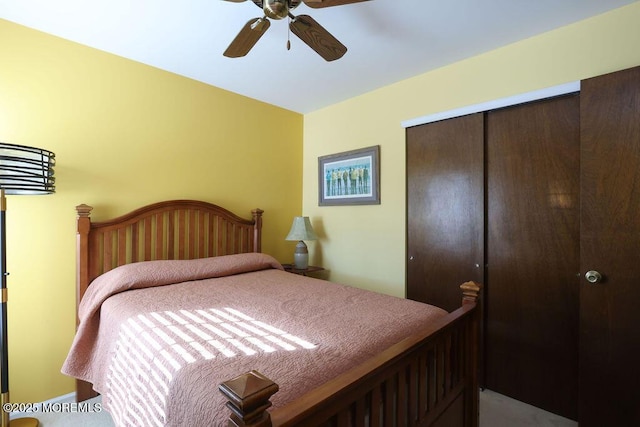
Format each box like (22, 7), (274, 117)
(282, 264), (325, 276)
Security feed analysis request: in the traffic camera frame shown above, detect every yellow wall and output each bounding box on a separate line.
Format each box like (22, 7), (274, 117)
(0, 19), (303, 403)
(3, 0), (640, 405)
(302, 2), (640, 297)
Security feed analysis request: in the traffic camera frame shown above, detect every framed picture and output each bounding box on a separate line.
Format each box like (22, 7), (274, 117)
(318, 145), (380, 206)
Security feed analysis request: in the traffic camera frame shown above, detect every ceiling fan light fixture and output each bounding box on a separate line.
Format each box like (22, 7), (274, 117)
(264, 0), (290, 20)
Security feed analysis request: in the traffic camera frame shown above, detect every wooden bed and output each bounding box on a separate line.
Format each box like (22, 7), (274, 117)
(68, 200), (480, 427)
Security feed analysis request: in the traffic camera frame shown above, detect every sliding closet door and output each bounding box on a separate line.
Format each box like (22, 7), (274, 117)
(579, 66), (640, 426)
(485, 95), (580, 419)
(406, 113), (484, 312)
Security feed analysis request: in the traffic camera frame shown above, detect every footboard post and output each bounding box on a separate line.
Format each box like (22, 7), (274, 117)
(460, 281), (481, 427)
(219, 370), (279, 427)
(460, 281), (480, 305)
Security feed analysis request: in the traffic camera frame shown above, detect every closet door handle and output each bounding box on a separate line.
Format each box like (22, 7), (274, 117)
(585, 270), (602, 284)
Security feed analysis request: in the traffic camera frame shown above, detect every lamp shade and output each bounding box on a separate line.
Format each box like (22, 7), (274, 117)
(285, 216), (318, 241)
(0, 142), (55, 195)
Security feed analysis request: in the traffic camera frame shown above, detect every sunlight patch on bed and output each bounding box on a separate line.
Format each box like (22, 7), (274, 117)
(224, 307), (255, 320)
(189, 342), (215, 360)
(210, 308), (239, 321)
(172, 344), (196, 363)
(106, 307), (316, 425)
(264, 335), (296, 351)
(195, 309), (222, 323)
(208, 339), (236, 357)
(220, 322), (250, 337)
(245, 336), (276, 352)
(202, 323), (232, 339)
(227, 338), (257, 356)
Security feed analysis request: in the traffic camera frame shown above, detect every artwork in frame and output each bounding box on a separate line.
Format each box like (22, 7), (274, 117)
(318, 145), (380, 206)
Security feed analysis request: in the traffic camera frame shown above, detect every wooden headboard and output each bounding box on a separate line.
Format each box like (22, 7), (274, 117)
(76, 200), (263, 306)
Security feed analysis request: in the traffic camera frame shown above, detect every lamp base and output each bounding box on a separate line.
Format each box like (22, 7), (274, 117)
(8, 417), (38, 427)
(292, 241), (309, 270)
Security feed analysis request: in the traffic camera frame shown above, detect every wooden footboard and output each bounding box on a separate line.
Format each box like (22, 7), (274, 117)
(220, 282), (481, 427)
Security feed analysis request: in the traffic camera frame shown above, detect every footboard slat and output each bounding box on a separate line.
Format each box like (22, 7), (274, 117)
(397, 366), (408, 426)
(383, 374), (395, 426)
(371, 384), (382, 426)
(337, 410), (349, 427)
(354, 397), (366, 427)
(408, 358), (419, 423)
(221, 281), (481, 427)
(437, 339), (445, 404)
(444, 333), (452, 395)
(419, 352), (428, 416)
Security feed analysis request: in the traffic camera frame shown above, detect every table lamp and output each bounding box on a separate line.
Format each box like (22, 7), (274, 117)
(285, 217), (317, 270)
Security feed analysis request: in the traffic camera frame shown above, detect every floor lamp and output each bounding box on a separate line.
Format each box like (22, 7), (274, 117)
(0, 143), (55, 427)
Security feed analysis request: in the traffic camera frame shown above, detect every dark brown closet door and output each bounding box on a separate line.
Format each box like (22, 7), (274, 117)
(485, 95), (580, 420)
(406, 113), (484, 312)
(579, 66), (640, 426)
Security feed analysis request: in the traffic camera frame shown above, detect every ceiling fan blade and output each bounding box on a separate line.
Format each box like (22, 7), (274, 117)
(290, 15), (346, 61)
(303, 0), (371, 8)
(222, 0), (264, 8)
(223, 18), (271, 58)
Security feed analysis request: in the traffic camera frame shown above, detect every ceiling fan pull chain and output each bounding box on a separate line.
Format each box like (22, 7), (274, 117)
(287, 16), (292, 50)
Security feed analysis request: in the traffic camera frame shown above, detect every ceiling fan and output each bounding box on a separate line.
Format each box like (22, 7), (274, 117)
(222, 0), (371, 61)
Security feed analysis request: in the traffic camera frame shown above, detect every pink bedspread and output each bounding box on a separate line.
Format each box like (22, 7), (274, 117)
(62, 253), (446, 426)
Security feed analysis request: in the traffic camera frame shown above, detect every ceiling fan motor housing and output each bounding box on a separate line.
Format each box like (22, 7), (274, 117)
(264, 0), (292, 20)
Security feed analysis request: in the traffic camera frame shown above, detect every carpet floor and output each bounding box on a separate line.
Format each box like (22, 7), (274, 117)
(14, 389), (578, 426)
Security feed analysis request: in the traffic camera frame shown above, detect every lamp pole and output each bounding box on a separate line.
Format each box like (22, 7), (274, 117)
(0, 189), (9, 427)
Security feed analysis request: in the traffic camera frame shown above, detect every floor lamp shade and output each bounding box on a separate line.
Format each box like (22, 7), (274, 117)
(0, 142), (55, 427)
(285, 217), (318, 270)
(0, 143), (56, 194)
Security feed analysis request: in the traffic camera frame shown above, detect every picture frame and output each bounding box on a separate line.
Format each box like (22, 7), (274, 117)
(318, 145), (380, 206)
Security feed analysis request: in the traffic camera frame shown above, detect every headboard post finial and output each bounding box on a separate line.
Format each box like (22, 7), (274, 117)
(76, 204), (93, 218)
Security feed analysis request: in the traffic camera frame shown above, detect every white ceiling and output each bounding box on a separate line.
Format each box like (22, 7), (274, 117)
(1, 0), (637, 113)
